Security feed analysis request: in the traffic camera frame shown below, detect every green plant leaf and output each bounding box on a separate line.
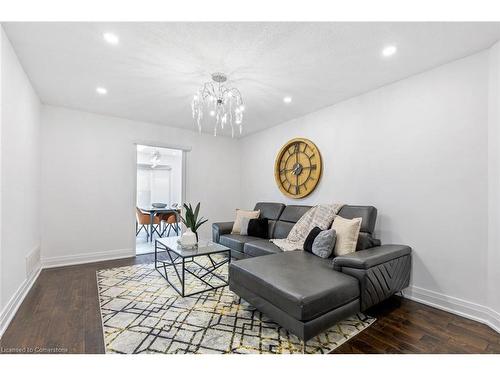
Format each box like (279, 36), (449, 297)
(194, 202), (200, 221)
(188, 207), (195, 225)
(194, 217), (208, 231)
(180, 202), (207, 232)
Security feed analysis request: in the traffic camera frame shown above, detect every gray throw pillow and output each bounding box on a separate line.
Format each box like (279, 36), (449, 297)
(312, 229), (337, 258)
(240, 217), (251, 236)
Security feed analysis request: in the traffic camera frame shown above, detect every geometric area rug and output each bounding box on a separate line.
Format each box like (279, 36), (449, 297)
(97, 261), (375, 354)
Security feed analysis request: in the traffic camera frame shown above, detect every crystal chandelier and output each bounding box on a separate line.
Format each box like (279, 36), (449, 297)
(191, 73), (244, 137)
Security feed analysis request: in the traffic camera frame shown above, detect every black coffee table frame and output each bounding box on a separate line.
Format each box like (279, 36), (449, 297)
(154, 239), (231, 297)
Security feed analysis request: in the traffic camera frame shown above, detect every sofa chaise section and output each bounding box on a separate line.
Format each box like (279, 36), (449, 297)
(230, 251), (360, 341)
(229, 242), (411, 342)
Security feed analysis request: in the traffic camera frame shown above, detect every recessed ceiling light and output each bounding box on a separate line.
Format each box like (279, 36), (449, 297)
(382, 45), (397, 57)
(96, 87), (108, 95)
(283, 96), (292, 104)
(103, 32), (119, 45)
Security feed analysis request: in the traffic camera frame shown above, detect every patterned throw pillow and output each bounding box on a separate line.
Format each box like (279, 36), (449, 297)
(312, 229), (337, 258)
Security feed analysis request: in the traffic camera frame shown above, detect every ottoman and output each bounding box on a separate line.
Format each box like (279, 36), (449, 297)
(229, 251), (360, 342)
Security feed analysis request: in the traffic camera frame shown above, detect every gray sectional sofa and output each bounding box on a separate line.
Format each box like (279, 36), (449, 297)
(212, 202), (412, 343)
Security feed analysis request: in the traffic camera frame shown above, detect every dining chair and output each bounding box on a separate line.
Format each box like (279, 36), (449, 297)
(159, 212), (180, 237)
(136, 207), (161, 241)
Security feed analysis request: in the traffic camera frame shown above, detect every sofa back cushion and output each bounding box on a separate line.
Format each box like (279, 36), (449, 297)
(253, 202), (286, 239)
(279, 205), (312, 223)
(356, 232), (381, 250)
(338, 205), (378, 250)
(254, 202), (285, 220)
(257, 203), (379, 247)
(273, 221), (295, 239)
(272, 205), (312, 239)
(337, 205), (377, 235)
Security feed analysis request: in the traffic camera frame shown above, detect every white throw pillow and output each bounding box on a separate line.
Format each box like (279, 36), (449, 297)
(231, 209), (260, 234)
(331, 216), (362, 256)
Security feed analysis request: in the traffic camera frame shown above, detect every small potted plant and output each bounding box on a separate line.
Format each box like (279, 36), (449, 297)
(180, 202), (208, 244)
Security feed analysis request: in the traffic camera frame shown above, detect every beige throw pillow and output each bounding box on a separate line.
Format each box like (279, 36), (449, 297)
(331, 216), (362, 256)
(231, 209), (260, 234)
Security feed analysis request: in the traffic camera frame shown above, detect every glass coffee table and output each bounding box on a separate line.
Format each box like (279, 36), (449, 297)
(154, 236), (231, 297)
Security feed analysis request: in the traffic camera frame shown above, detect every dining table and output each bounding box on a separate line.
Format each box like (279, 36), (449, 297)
(138, 206), (181, 242)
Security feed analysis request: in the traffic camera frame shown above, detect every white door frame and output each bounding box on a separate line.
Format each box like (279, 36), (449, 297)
(132, 141), (190, 254)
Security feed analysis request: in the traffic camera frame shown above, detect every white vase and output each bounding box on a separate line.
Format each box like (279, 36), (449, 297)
(180, 228), (197, 247)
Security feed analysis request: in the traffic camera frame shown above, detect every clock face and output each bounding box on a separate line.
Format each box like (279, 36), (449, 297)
(274, 138), (322, 199)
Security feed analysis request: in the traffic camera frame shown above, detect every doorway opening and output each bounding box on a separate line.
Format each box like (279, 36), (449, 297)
(135, 144), (183, 255)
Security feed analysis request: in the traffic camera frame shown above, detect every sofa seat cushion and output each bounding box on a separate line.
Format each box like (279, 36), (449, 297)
(243, 239), (282, 257)
(219, 234), (262, 252)
(229, 251), (359, 321)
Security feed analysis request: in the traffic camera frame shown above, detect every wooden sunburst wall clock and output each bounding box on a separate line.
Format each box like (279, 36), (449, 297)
(274, 138), (322, 199)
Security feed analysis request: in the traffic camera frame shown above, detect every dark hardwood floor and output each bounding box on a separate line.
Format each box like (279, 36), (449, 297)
(333, 295), (500, 354)
(1, 254), (499, 354)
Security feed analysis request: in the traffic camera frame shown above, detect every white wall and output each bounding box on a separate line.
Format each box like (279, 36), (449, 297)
(488, 41), (500, 323)
(0, 27), (41, 333)
(240, 51), (497, 327)
(40, 106), (240, 266)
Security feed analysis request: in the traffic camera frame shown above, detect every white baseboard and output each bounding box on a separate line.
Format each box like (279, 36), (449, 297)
(41, 248), (135, 269)
(404, 286), (500, 333)
(0, 264), (41, 338)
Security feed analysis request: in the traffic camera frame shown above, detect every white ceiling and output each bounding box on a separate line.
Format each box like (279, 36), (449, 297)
(4, 22), (500, 137)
